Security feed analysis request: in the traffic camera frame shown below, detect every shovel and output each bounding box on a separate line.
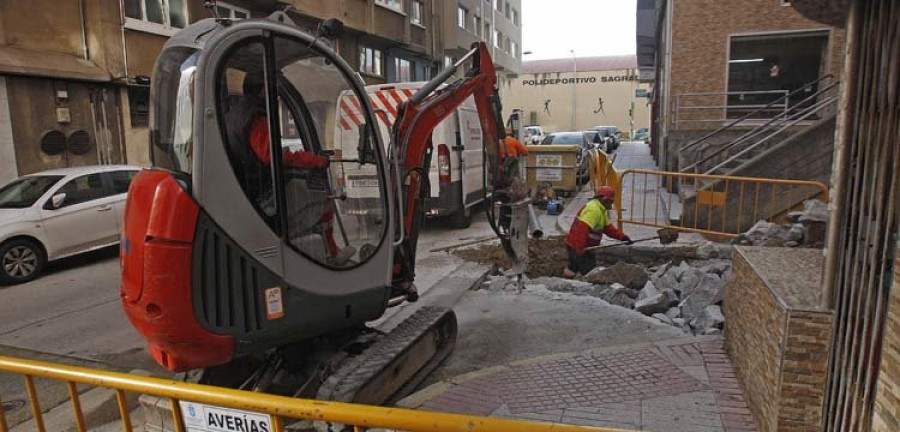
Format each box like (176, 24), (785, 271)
(585, 228), (679, 251)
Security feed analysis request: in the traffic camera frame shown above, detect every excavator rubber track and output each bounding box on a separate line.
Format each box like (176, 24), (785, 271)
(316, 306), (458, 405)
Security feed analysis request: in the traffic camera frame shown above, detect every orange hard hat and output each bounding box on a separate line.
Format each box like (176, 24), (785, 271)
(596, 186), (616, 200)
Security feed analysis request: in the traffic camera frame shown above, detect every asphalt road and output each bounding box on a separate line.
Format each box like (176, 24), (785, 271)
(0, 210), (538, 372)
(0, 206), (563, 428)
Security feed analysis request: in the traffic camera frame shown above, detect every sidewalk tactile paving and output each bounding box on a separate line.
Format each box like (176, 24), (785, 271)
(417, 338), (758, 431)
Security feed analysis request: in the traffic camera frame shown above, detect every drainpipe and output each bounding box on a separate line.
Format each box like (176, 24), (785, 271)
(78, 0), (90, 60)
(821, 4), (858, 310)
(118, 0), (130, 82)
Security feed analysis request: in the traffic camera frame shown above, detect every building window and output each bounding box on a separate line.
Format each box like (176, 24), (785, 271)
(411, 1), (424, 25)
(128, 86), (150, 127)
(505, 2), (511, 19)
(511, 40), (518, 58)
(484, 22), (491, 42)
(375, 0), (403, 12)
(123, 0), (187, 35)
(474, 15), (482, 37)
(494, 30), (501, 48)
(395, 58), (414, 82)
(493, 0), (500, 11)
(359, 46), (384, 76)
(726, 31), (829, 118)
(213, 2), (249, 19)
(457, 5), (468, 30)
(512, 8), (519, 26)
(444, 56), (453, 68)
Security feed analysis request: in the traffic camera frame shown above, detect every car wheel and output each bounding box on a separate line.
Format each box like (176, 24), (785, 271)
(0, 239), (46, 284)
(446, 205), (473, 229)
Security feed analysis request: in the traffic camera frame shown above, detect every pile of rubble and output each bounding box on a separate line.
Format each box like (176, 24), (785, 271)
(731, 199), (829, 248)
(477, 259), (732, 335)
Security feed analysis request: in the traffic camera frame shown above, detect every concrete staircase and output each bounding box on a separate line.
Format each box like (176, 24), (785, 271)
(674, 78), (839, 232)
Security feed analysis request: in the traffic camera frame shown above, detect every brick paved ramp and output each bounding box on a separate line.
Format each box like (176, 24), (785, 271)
(400, 339), (757, 431)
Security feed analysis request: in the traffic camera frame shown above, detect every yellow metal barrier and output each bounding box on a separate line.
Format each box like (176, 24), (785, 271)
(586, 149), (619, 194)
(0, 355), (630, 432)
(616, 169), (828, 237)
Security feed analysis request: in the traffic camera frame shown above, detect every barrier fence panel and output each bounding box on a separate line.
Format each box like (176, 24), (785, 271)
(616, 169), (828, 238)
(0, 354), (630, 432)
(587, 149), (619, 194)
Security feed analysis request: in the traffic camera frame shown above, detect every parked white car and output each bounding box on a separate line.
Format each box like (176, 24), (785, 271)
(0, 165), (141, 284)
(523, 125), (546, 145)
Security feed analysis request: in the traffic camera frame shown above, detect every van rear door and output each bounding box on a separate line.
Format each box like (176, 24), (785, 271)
(457, 98), (484, 206)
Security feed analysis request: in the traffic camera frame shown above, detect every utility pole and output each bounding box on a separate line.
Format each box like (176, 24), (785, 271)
(570, 49), (577, 130)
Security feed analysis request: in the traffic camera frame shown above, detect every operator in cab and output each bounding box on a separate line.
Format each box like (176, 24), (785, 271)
(225, 73), (354, 264)
(563, 186), (632, 278)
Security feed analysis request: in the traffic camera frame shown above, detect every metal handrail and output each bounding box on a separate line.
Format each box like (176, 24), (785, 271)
(677, 74), (835, 156)
(673, 90), (789, 126)
(0, 354), (625, 432)
(683, 80), (840, 175)
(703, 94), (838, 175)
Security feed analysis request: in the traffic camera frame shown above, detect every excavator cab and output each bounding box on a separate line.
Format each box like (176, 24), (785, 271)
(122, 15), (395, 372)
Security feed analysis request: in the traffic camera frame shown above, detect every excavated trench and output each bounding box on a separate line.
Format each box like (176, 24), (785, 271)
(452, 236), (671, 278)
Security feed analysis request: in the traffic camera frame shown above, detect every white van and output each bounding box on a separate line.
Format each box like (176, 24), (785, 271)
(335, 82), (486, 228)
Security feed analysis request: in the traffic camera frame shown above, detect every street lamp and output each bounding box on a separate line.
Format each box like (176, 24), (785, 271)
(570, 49), (577, 131)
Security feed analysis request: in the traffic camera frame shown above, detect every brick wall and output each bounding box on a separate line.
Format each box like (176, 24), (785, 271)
(779, 311), (833, 431)
(670, 0), (845, 117)
(726, 247), (832, 432)
(725, 249), (787, 432)
(872, 257), (900, 431)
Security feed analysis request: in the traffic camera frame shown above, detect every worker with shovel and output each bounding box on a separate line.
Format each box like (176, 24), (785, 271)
(563, 186), (631, 278)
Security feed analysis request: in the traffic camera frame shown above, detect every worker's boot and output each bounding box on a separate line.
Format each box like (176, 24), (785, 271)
(562, 268), (577, 279)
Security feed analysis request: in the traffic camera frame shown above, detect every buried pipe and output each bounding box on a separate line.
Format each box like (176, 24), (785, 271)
(527, 204), (544, 238)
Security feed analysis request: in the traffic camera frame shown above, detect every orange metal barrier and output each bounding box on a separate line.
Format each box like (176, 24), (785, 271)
(616, 169), (828, 237)
(587, 149), (619, 194)
(0, 354), (630, 432)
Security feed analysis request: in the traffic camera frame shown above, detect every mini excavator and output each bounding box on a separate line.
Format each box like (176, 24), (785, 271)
(120, 11), (529, 410)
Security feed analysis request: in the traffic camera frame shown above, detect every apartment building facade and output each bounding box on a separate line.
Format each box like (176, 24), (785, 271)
(444, 0), (522, 84)
(0, 0), (511, 182)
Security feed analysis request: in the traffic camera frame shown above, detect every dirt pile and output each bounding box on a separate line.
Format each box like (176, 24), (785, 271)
(453, 237), (568, 278)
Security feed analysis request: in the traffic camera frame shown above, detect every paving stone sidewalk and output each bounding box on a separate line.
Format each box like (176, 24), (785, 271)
(399, 338), (757, 431)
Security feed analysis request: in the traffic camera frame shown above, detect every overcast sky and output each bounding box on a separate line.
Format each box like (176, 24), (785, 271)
(521, 0), (637, 60)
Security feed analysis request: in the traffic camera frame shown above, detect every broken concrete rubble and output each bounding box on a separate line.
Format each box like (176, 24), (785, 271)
(583, 262), (649, 289)
(731, 199), (828, 249)
(635, 293), (670, 315)
(691, 305), (726, 334)
(470, 246), (733, 335)
(652, 313), (673, 325)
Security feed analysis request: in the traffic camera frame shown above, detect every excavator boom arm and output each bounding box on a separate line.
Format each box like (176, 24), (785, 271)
(390, 43), (511, 286)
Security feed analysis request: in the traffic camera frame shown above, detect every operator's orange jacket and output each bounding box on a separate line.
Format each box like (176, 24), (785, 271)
(565, 199), (627, 255)
(500, 136), (529, 158)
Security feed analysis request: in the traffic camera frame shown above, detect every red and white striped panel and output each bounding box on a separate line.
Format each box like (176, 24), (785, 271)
(339, 88), (416, 131)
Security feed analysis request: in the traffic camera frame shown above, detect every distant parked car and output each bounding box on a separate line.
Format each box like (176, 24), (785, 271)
(583, 130), (607, 151)
(0, 165), (141, 284)
(634, 127), (650, 142)
(523, 125), (546, 144)
(541, 132), (594, 181)
(592, 126), (621, 151)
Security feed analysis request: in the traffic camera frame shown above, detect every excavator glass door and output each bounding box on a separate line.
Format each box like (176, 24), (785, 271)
(208, 33), (390, 275)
